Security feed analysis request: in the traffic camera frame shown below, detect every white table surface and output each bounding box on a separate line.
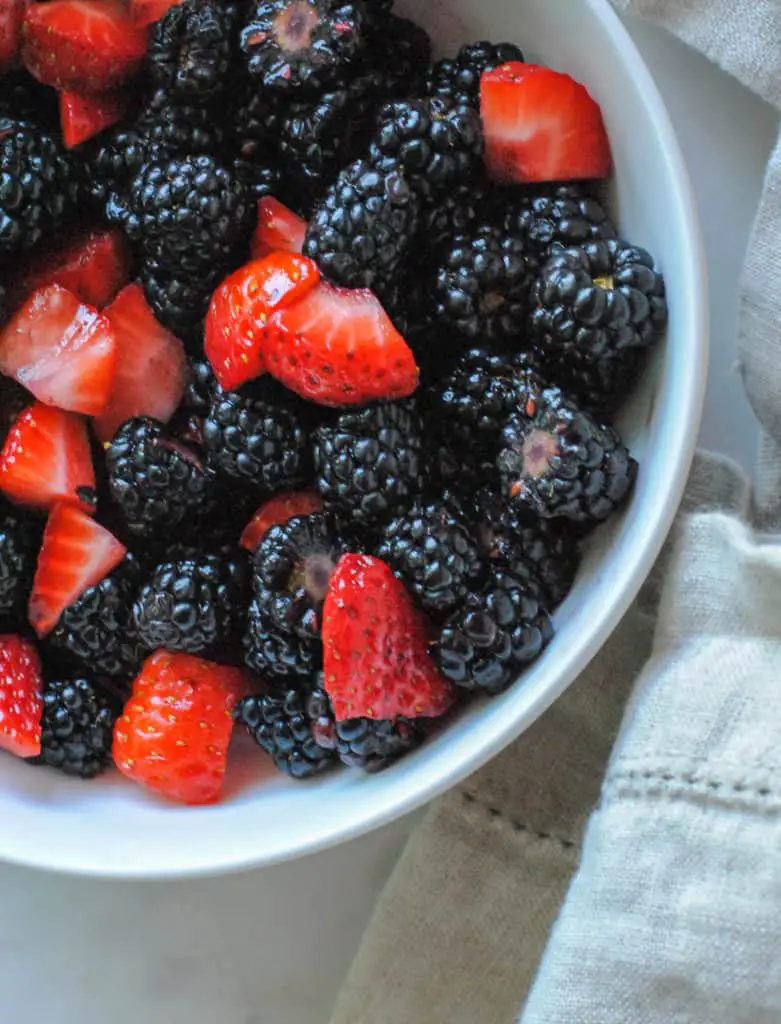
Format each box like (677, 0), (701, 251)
(2, 18), (778, 1024)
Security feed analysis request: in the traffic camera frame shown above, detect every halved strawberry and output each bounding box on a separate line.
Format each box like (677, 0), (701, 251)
(131, 0), (182, 28)
(95, 283), (187, 442)
(240, 490), (324, 552)
(266, 283), (419, 407)
(0, 402), (95, 513)
(204, 253), (320, 391)
(59, 88), (129, 149)
(29, 502), (126, 637)
(480, 62), (612, 184)
(21, 0), (147, 93)
(0, 0), (28, 75)
(251, 197), (307, 260)
(322, 554), (454, 722)
(0, 635), (43, 758)
(10, 227), (132, 311)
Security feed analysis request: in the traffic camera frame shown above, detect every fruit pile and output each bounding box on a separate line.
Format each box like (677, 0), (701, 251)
(0, 0), (668, 803)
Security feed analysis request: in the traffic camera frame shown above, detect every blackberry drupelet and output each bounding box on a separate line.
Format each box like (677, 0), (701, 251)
(183, 358), (221, 420)
(303, 157), (420, 291)
(46, 555), (145, 682)
(376, 496), (482, 619)
(106, 417), (215, 537)
(432, 221), (533, 345)
(235, 685), (339, 779)
(421, 178), (490, 254)
(148, 0), (236, 101)
(0, 500), (39, 630)
(136, 92), (226, 161)
(335, 715), (427, 772)
(234, 159), (288, 203)
(426, 40), (524, 105)
(240, 0), (369, 93)
(84, 127), (148, 211)
(313, 400), (425, 527)
(203, 382), (309, 492)
(435, 568), (553, 695)
(244, 596), (320, 681)
(497, 380), (637, 523)
(37, 677), (120, 779)
(139, 261), (226, 341)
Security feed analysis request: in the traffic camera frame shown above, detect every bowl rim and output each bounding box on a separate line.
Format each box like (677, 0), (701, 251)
(2, 0), (709, 880)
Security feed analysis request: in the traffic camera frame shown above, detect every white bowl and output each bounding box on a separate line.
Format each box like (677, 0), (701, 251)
(0, 0), (708, 878)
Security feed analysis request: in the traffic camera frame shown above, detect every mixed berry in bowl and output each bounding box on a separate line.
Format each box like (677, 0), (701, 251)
(0, 0), (667, 803)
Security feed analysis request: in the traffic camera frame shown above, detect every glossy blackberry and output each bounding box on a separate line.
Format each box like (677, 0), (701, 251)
(235, 159), (289, 203)
(313, 400), (425, 527)
(133, 552), (249, 656)
(184, 358), (221, 420)
(148, 0), (235, 101)
(106, 417), (215, 537)
(125, 155), (252, 275)
(426, 41), (524, 105)
(244, 596), (320, 681)
(240, 0), (369, 93)
(139, 261), (225, 341)
(497, 381), (637, 524)
(303, 157), (420, 291)
(472, 488), (580, 608)
(203, 382), (309, 491)
(0, 124), (79, 256)
(432, 221), (533, 345)
(37, 678), (120, 779)
(335, 715), (426, 772)
(369, 97), (483, 196)
(235, 686), (339, 779)
(84, 127), (148, 209)
(137, 92), (226, 161)
(376, 498), (482, 618)
(46, 555), (145, 682)
(0, 500), (39, 630)
(421, 178), (490, 254)
(435, 568), (553, 695)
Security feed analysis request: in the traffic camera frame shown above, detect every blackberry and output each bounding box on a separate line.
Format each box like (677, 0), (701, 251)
(106, 417), (215, 537)
(137, 92), (226, 161)
(240, 0), (370, 94)
(555, 345), (646, 419)
(376, 497), (482, 618)
(0, 500), (39, 630)
(497, 381), (637, 523)
(37, 677), (120, 779)
(431, 443), (499, 501)
(435, 568), (553, 695)
(252, 514), (352, 640)
(148, 0), (236, 101)
(426, 41), (524, 105)
(203, 382), (309, 491)
(335, 715), (426, 772)
(139, 261), (226, 341)
(235, 686), (339, 779)
(125, 155), (252, 275)
(369, 97), (483, 196)
(184, 358), (221, 420)
(365, 15), (432, 99)
(244, 596), (320, 681)
(313, 400), (425, 527)
(432, 221), (533, 345)
(235, 159), (289, 203)
(84, 127), (148, 209)
(421, 178), (490, 254)
(0, 123), (79, 256)
(46, 555), (145, 683)
(303, 157), (420, 291)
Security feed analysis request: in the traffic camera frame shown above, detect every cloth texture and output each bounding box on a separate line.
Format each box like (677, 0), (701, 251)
(329, 2), (781, 1022)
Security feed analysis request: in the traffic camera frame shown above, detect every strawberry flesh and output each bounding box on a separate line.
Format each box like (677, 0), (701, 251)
(59, 89), (129, 149)
(0, 635), (43, 758)
(240, 490), (324, 552)
(0, 0), (28, 75)
(251, 197), (307, 260)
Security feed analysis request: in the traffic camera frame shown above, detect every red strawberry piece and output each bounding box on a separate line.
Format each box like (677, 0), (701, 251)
(0, 0), (28, 75)
(240, 490), (324, 552)
(59, 88), (129, 149)
(251, 197), (307, 260)
(0, 635), (43, 758)
(10, 227), (132, 311)
(94, 283), (187, 443)
(480, 62), (612, 184)
(21, 0), (147, 93)
(322, 554), (455, 722)
(131, 0), (182, 27)
(204, 253), (320, 391)
(113, 651), (248, 806)
(28, 502), (126, 638)
(0, 402), (95, 513)
(266, 282), (419, 407)
(0, 284), (117, 416)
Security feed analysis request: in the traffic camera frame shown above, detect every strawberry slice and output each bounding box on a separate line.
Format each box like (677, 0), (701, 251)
(21, 0), (147, 93)
(0, 0), (28, 75)
(0, 284), (117, 416)
(251, 197), (307, 260)
(266, 283), (419, 407)
(29, 502), (126, 637)
(131, 0), (182, 28)
(95, 283), (187, 442)
(0, 635), (43, 758)
(10, 227), (132, 311)
(0, 402), (95, 513)
(323, 554), (454, 722)
(240, 490), (324, 552)
(59, 88), (129, 149)
(205, 253), (320, 392)
(480, 62), (612, 184)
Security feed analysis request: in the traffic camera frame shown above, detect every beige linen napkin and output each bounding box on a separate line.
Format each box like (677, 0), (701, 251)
(330, 2), (781, 1022)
